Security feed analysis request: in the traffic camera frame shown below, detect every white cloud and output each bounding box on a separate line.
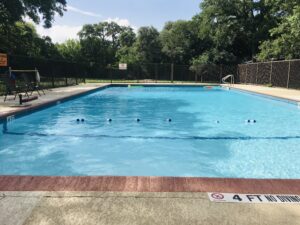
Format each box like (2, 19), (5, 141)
(22, 6), (138, 43)
(26, 14), (137, 43)
(105, 17), (131, 27)
(23, 15), (82, 43)
(36, 17), (138, 43)
(67, 5), (102, 18)
(36, 25), (82, 43)
(105, 17), (138, 32)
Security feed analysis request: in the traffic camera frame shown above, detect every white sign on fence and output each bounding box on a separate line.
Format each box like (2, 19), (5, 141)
(208, 193), (300, 204)
(119, 63), (127, 70)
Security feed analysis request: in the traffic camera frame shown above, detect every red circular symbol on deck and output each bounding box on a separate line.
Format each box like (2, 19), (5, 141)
(211, 193), (224, 200)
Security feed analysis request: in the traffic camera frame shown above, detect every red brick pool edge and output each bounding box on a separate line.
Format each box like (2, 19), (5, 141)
(0, 176), (299, 194)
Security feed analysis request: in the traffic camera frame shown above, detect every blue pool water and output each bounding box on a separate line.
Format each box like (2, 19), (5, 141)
(0, 86), (299, 178)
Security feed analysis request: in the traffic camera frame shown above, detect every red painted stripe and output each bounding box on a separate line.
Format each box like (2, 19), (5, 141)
(0, 176), (299, 194)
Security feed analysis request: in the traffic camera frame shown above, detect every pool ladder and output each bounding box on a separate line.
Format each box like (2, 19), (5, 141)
(222, 75), (235, 86)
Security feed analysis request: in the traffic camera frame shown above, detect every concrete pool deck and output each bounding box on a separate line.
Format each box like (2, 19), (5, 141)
(0, 83), (300, 224)
(1, 192), (300, 225)
(230, 84), (300, 102)
(0, 83), (109, 118)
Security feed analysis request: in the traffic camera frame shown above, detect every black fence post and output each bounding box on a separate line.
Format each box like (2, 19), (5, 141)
(75, 73), (78, 85)
(110, 69), (113, 84)
(171, 63), (174, 83)
(245, 64), (248, 84)
(287, 60), (291, 89)
(51, 69), (55, 88)
(137, 66), (140, 83)
(255, 63), (259, 84)
(219, 64), (223, 83)
(155, 63), (158, 83)
(269, 61), (273, 85)
(237, 65), (240, 83)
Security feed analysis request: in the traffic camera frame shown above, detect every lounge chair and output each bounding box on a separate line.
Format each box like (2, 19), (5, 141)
(0, 73), (30, 102)
(20, 70), (45, 96)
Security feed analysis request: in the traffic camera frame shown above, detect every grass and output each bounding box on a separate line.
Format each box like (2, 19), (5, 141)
(266, 83), (273, 87)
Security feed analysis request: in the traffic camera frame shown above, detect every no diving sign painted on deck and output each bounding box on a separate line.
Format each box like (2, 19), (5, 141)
(208, 193), (300, 204)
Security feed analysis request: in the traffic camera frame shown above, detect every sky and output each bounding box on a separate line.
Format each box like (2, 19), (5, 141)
(34, 0), (201, 43)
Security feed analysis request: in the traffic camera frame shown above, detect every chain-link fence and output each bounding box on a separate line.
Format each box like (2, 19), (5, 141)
(3, 54), (300, 95)
(0, 55), (238, 95)
(238, 59), (300, 89)
(0, 55), (87, 94)
(87, 63), (237, 84)
(7, 54), (87, 87)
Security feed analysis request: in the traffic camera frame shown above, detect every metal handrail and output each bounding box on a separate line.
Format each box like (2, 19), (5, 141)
(222, 74), (235, 85)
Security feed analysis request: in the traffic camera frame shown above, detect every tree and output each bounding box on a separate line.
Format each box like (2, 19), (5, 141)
(0, 0), (66, 58)
(192, 0), (280, 64)
(160, 20), (198, 64)
(105, 22), (124, 48)
(258, 2), (300, 60)
(200, 0), (252, 63)
(116, 28), (138, 64)
(0, 0), (66, 28)
(0, 21), (61, 59)
(36, 36), (61, 59)
(56, 39), (83, 62)
(79, 22), (135, 66)
(119, 27), (136, 48)
(0, 22), (38, 55)
(79, 23), (115, 66)
(3, 0), (300, 67)
(116, 46), (139, 65)
(135, 26), (162, 63)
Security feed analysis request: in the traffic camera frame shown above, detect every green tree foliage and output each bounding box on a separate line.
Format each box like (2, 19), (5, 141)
(56, 39), (83, 62)
(134, 26), (162, 63)
(78, 22), (134, 66)
(115, 27), (138, 64)
(160, 20), (198, 64)
(119, 27), (136, 47)
(35, 36), (61, 59)
(2, 0), (300, 68)
(258, 2), (300, 60)
(193, 0), (300, 63)
(194, 0), (279, 64)
(0, 22), (39, 55)
(116, 46), (139, 65)
(0, 0), (65, 59)
(116, 30), (138, 64)
(0, 21), (60, 58)
(0, 0), (66, 28)
(116, 26), (162, 65)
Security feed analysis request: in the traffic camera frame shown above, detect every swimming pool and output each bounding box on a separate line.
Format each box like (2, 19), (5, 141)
(0, 86), (299, 178)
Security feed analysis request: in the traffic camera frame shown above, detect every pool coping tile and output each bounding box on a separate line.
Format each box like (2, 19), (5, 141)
(0, 176), (299, 194)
